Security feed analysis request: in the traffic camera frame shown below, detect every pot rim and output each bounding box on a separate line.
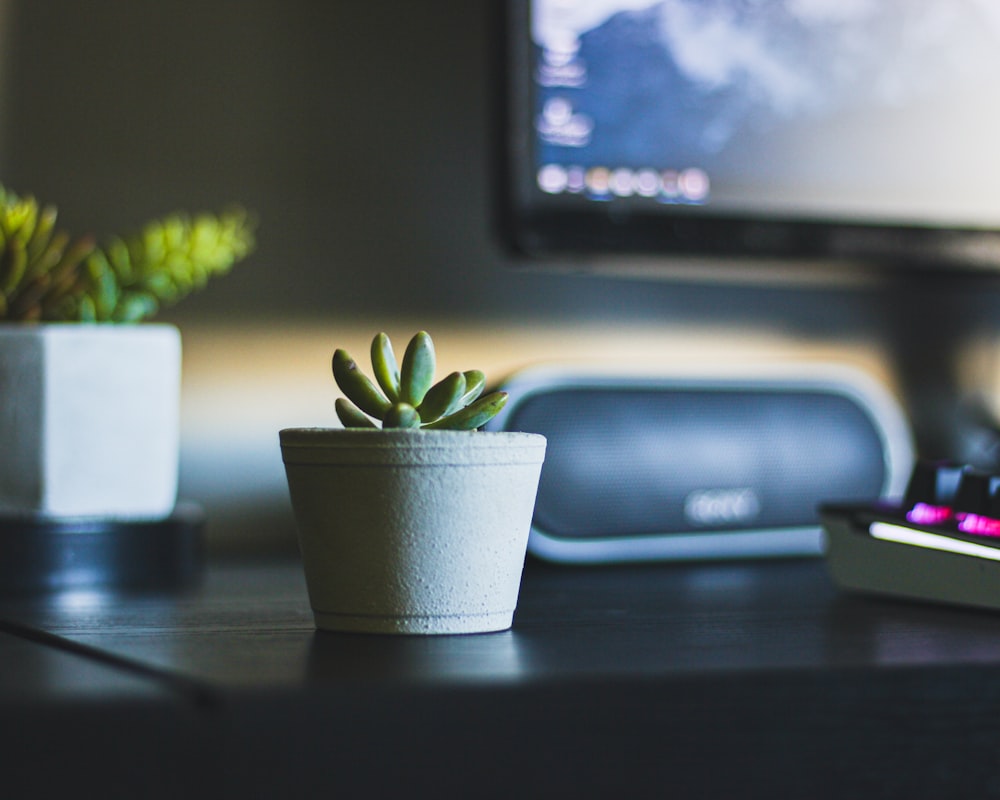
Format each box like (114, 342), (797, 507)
(279, 427), (546, 466)
(280, 427), (544, 443)
(0, 321), (180, 337)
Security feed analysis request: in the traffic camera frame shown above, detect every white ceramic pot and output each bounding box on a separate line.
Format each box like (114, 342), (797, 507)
(0, 323), (181, 519)
(279, 428), (546, 635)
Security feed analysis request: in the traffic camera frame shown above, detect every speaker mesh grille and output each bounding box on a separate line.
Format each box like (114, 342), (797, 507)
(507, 387), (886, 538)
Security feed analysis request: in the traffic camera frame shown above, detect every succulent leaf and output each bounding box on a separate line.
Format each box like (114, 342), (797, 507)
(1, 237), (26, 294)
(417, 371), (467, 423)
(332, 349), (391, 419)
(370, 332), (401, 403)
(423, 391), (508, 431)
(383, 402), (421, 429)
(460, 370), (486, 405)
(116, 292), (159, 323)
(336, 397), (378, 429)
(399, 331), (435, 406)
(29, 229), (70, 281)
(25, 205), (57, 267)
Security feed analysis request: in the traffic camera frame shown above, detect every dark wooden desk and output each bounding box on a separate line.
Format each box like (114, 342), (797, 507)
(3, 556), (1000, 798)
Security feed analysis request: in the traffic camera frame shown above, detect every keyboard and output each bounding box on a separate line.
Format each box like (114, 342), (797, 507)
(821, 460), (1000, 612)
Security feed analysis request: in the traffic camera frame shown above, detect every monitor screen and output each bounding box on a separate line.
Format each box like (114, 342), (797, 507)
(501, 0), (1000, 272)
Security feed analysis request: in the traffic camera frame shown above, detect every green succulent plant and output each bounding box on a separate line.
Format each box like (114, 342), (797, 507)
(333, 331), (508, 430)
(0, 183), (255, 322)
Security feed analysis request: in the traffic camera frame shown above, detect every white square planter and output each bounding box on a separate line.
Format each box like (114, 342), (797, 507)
(0, 324), (181, 519)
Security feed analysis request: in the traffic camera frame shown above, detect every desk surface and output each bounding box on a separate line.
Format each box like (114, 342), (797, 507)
(4, 557), (1000, 797)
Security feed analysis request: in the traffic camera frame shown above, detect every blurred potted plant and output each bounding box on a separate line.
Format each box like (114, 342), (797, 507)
(0, 183), (255, 519)
(280, 331), (546, 635)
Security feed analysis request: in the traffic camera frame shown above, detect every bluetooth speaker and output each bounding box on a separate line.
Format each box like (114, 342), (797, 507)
(486, 363), (914, 563)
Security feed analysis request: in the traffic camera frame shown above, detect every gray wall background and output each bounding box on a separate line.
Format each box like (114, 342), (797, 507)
(0, 0), (892, 331)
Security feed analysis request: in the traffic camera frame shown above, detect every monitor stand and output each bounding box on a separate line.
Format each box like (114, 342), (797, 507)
(879, 271), (1000, 466)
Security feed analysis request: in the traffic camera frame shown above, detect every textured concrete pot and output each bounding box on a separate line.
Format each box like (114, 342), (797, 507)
(0, 324), (181, 518)
(279, 428), (546, 634)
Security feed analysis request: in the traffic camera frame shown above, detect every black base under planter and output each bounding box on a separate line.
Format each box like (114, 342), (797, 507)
(0, 503), (204, 595)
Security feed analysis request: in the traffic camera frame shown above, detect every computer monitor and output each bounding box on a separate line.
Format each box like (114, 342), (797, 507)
(500, 0), (1000, 275)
